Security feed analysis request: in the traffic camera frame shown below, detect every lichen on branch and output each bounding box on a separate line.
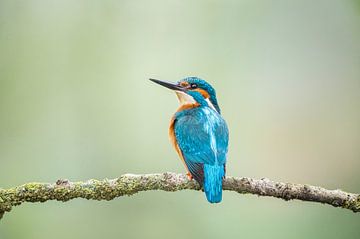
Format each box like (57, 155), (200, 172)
(0, 173), (359, 220)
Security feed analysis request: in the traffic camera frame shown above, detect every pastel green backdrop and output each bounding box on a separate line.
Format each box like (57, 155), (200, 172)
(0, 0), (359, 238)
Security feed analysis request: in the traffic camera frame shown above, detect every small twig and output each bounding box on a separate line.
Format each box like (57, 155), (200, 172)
(0, 173), (359, 220)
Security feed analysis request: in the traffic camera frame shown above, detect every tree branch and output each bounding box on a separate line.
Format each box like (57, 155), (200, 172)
(0, 172), (359, 219)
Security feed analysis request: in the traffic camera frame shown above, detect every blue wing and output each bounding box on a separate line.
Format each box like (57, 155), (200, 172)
(174, 106), (229, 185)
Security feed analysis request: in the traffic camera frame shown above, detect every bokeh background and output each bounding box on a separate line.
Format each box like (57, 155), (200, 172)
(1, 0), (359, 238)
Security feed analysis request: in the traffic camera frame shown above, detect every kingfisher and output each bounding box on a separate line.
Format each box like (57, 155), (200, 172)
(150, 77), (229, 203)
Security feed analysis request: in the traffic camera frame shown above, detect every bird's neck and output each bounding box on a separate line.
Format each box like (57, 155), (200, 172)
(175, 91), (209, 109)
(175, 102), (200, 113)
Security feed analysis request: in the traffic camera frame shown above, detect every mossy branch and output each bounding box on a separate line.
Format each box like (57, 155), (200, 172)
(0, 172), (359, 220)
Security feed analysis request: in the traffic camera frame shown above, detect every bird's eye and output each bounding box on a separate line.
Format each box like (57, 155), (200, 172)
(190, 83), (198, 89)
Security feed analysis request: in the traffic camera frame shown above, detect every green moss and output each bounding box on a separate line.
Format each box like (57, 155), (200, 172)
(354, 196), (360, 212)
(343, 195), (360, 212)
(24, 182), (41, 191)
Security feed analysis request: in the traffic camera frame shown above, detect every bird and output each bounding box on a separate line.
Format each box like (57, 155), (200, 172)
(149, 77), (229, 203)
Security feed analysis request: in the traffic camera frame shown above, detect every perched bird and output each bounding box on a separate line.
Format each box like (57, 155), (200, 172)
(150, 77), (229, 203)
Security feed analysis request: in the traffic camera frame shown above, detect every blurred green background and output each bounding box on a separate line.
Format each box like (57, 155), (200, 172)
(1, 0), (359, 238)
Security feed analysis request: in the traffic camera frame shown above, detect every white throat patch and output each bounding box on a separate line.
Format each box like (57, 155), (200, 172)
(175, 91), (196, 105)
(176, 91), (217, 112)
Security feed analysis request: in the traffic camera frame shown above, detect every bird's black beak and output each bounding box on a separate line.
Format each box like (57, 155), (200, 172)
(149, 78), (186, 92)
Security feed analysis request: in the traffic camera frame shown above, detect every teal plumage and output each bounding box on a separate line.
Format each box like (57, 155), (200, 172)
(150, 77), (229, 203)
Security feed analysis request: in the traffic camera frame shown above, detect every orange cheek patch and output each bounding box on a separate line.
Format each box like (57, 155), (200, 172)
(195, 89), (210, 99)
(180, 81), (189, 87)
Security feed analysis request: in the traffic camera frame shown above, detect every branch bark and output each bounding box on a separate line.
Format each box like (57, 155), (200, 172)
(0, 172), (359, 219)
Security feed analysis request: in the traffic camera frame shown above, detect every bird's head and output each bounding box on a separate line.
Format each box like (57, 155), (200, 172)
(150, 77), (221, 114)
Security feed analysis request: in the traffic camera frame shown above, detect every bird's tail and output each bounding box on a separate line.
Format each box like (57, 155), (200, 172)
(203, 164), (225, 203)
